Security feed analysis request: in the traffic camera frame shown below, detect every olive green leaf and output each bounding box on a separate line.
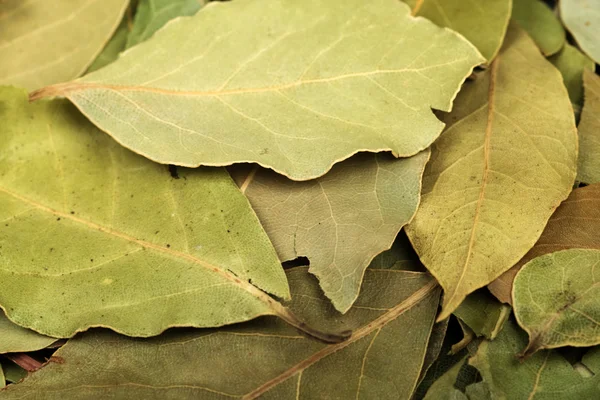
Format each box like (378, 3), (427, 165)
(86, 16), (131, 73)
(453, 291), (511, 340)
(0, 86), (353, 342)
(0, 0), (129, 91)
(470, 319), (600, 399)
(232, 151), (429, 312)
(405, 24), (578, 320)
(489, 184), (600, 304)
(411, 0), (512, 61)
(560, 0), (600, 64)
(0, 313), (56, 354)
(548, 43), (595, 113)
(583, 347), (600, 373)
(1, 363), (27, 385)
(578, 70), (600, 184)
(0, 364), (4, 389)
(512, 0), (565, 56)
(464, 382), (492, 400)
(0, 268), (441, 399)
(30, 0), (483, 181)
(423, 356), (468, 400)
(369, 230), (422, 271)
(513, 249), (600, 356)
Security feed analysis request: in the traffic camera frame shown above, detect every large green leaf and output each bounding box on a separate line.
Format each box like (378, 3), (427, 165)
(548, 43), (595, 113)
(560, 0), (600, 64)
(0, 0), (129, 90)
(0, 268), (440, 399)
(470, 319), (600, 399)
(405, 24), (578, 319)
(513, 249), (600, 356)
(512, 0), (565, 56)
(578, 70), (600, 184)
(30, 0), (483, 181)
(0, 86), (351, 341)
(232, 151), (429, 312)
(411, 0), (512, 61)
(0, 313), (55, 354)
(489, 184), (600, 303)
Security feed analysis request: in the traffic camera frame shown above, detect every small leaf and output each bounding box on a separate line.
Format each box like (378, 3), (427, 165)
(1, 363), (27, 385)
(30, 0), (483, 181)
(470, 318), (600, 399)
(512, 0), (566, 56)
(406, 24), (578, 319)
(578, 70), (600, 184)
(453, 291), (510, 340)
(233, 151), (429, 312)
(412, 0), (512, 61)
(0, 0), (129, 90)
(560, 0), (600, 64)
(86, 17), (131, 73)
(513, 249), (600, 356)
(548, 43), (595, 112)
(423, 356), (468, 400)
(0, 313), (56, 354)
(0, 268), (440, 399)
(489, 184), (600, 304)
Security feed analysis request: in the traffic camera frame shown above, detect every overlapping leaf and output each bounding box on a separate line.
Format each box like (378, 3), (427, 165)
(0, 0), (129, 90)
(512, 0), (565, 56)
(578, 70), (600, 184)
(0, 313), (56, 354)
(548, 43), (595, 113)
(31, 0), (483, 180)
(560, 0), (600, 64)
(453, 291), (510, 340)
(0, 268), (440, 399)
(406, 24), (578, 319)
(232, 152), (429, 312)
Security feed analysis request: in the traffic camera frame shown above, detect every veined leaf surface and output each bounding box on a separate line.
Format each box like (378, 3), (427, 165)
(0, 0), (128, 90)
(578, 70), (600, 184)
(560, 0), (600, 64)
(31, 0), (483, 181)
(406, 24), (578, 320)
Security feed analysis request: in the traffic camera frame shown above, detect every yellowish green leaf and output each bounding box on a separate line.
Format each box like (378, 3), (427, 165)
(31, 0), (483, 181)
(548, 43), (595, 112)
(578, 70), (600, 184)
(560, 0), (600, 64)
(406, 24), (578, 320)
(0, 0), (129, 91)
(512, 0), (565, 56)
(453, 291), (511, 339)
(0, 313), (56, 354)
(513, 249), (600, 356)
(233, 152), (429, 312)
(0, 268), (441, 399)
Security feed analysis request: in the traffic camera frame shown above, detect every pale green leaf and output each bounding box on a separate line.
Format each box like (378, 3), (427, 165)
(31, 0), (483, 181)
(548, 43), (595, 112)
(233, 151), (429, 312)
(578, 70), (600, 184)
(0, 313), (56, 354)
(489, 184), (600, 304)
(560, 0), (600, 64)
(512, 0), (565, 56)
(513, 249), (600, 356)
(0, 268), (440, 399)
(0, 86), (350, 340)
(423, 357), (468, 400)
(454, 291), (510, 340)
(406, 24), (578, 319)
(412, 0), (512, 61)
(470, 319), (600, 399)
(86, 17), (131, 73)
(0, 0), (129, 91)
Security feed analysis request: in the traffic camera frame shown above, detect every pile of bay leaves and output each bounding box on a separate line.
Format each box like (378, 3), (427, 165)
(1, 0), (600, 398)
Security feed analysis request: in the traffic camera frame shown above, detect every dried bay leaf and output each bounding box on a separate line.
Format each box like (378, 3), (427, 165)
(0, 313), (56, 354)
(86, 17), (131, 73)
(453, 291), (510, 340)
(548, 43), (595, 113)
(513, 249), (600, 356)
(489, 184), (600, 304)
(0, 0), (129, 91)
(1, 363), (26, 385)
(578, 70), (600, 184)
(233, 151), (429, 312)
(0, 86), (348, 341)
(560, 0), (600, 64)
(0, 268), (441, 399)
(31, 0), (483, 181)
(411, 0), (512, 61)
(423, 356), (468, 400)
(470, 319), (600, 399)
(406, 24), (578, 320)
(512, 0), (566, 56)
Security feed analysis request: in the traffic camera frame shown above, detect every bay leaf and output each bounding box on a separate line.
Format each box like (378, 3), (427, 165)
(578, 70), (600, 184)
(233, 151), (429, 312)
(411, 0), (512, 61)
(583, 347), (600, 373)
(512, 0), (566, 56)
(423, 356), (468, 400)
(368, 230), (422, 270)
(0, 364), (4, 389)
(548, 43), (595, 113)
(30, 0), (483, 181)
(0, 86), (347, 342)
(513, 249), (600, 356)
(405, 23), (578, 320)
(0, 313), (56, 354)
(469, 318), (600, 399)
(489, 184), (600, 304)
(86, 17), (131, 73)
(1, 363), (27, 385)
(464, 382), (492, 400)
(453, 291), (510, 340)
(560, 0), (600, 64)
(0, 268), (440, 399)
(0, 0), (129, 91)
